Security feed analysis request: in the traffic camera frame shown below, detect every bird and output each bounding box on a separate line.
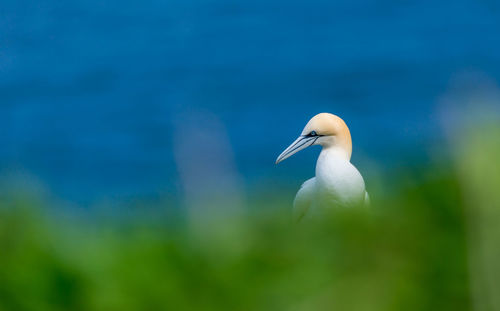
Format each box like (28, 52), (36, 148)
(276, 113), (369, 221)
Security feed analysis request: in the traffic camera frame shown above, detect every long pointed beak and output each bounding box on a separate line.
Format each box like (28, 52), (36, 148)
(275, 135), (316, 164)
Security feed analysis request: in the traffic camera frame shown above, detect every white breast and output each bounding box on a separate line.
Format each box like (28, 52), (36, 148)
(314, 147), (366, 209)
(293, 147), (368, 221)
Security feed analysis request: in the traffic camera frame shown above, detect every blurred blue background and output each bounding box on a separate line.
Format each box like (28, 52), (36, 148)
(1, 0), (499, 205)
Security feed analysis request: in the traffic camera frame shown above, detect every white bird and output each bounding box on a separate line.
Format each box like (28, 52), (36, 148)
(276, 113), (369, 221)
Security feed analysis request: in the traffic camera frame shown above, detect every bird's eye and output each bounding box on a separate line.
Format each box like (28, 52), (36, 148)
(309, 131), (317, 137)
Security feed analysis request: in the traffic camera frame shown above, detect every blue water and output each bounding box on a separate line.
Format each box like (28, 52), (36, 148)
(1, 0), (500, 204)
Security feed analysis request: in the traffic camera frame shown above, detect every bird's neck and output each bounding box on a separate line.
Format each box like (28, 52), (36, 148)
(316, 146), (351, 169)
(319, 146), (351, 161)
(315, 146), (352, 180)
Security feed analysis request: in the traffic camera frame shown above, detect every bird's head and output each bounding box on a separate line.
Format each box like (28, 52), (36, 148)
(275, 113), (352, 164)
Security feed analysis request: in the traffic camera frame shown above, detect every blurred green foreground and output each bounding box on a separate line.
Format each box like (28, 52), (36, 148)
(1, 126), (499, 311)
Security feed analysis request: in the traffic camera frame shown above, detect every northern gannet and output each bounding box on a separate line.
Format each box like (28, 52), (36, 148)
(276, 113), (369, 221)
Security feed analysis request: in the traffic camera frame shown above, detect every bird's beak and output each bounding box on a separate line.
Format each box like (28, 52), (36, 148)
(275, 135), (316, 164)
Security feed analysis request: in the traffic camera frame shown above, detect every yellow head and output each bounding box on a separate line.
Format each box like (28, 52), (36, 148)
(275, 113), (352, 164)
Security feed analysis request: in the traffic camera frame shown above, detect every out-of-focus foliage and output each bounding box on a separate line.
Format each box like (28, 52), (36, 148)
(1, 125), (499, 311)
(454, 122), (500, 311)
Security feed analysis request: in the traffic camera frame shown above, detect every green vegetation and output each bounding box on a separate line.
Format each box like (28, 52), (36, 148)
(1, 125), (499, 311)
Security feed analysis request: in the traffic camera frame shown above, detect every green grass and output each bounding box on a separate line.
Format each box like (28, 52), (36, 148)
(1, 125), (499, 311)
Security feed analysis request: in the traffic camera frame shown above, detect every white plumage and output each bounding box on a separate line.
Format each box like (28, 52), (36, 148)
(276, 113), (369, 221)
